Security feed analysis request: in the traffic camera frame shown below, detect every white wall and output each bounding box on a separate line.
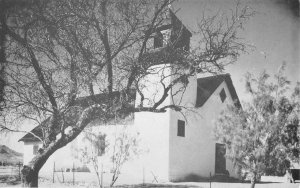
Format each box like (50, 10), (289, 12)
(39, 139), (80, 177)
(70, 114), (171, 185)
(168, 71), (199, 180)
(169, 79), (239, 181)
(131, 63), (173, 183)
(23, 141), (42, 165)
(132, 111), (171, 183)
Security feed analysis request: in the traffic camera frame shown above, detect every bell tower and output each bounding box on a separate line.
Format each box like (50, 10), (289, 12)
(150, 9), (192, 51)
(137, 9), (195, 109)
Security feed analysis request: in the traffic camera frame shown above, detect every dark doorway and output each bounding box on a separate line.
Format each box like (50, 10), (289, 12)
(215, 143), (226, 174)
(291, 169), (300, 181)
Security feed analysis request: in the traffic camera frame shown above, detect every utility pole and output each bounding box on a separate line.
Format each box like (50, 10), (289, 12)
(209, 172), (211, 188)
(72, 162), (75, 185)
(53, 162), (55, 183)
(18, 162), (21, 179)
(101, 163), (103, 188)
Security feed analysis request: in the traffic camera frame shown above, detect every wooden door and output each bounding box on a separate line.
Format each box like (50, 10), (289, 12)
(215, 143), (226, 174)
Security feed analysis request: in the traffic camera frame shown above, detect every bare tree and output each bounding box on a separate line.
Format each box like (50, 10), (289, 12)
(79, 131), (107, 188)
(0, 0), (5, 111)
(0, 0), (28, 112)
(0, 0), (253, 187)
(110, 127), (140, 186)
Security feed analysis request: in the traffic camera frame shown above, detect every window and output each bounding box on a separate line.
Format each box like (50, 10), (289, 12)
(96, 134), (106, 156)
(161, 30), (171, 46)
(184, 39), (190, 51)
(177, 120), (185, 137)
(219, 88), (226, 103)
(154, 32), (163, 48)
(33, 145), (39, 155)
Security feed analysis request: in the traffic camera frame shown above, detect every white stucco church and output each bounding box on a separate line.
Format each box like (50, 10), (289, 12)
(19, 9), (241, 185)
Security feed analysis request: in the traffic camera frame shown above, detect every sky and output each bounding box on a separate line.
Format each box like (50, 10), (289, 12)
(174, 0), (300, 100)
(1, 0), (300, 152)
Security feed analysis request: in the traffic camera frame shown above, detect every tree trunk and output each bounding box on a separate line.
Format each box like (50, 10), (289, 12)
(250, 175), (256, 188)
(21, 165), (39, 187)
(0, 0), (7, 109)
(110, 171), (118, 187)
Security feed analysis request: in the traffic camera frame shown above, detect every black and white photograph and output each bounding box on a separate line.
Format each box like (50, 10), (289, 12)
(0, 0), (299, 187)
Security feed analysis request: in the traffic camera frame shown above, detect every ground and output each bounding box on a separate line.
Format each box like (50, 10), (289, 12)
(1, 176), (300, 188)
(1, 166), (300, 188)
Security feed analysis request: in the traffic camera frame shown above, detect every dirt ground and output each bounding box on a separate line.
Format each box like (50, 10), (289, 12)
(167, 182), (300, 188)
(1, 177), (299, 188)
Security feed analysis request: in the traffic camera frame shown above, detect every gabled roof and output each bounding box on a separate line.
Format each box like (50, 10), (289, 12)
(196, 74), (241, 108)
(18, 90), (136, 142)
(18, 119), (49, 142)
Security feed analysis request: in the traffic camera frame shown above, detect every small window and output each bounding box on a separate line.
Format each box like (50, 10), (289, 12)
(33, 145), (39, 155)
(219, 88), (226, 103)
(161, 30), (171, 46)
(177, 120), (185, 137)
(96, 134), (106, 156)
(154, 32), (163, 48)
(184, 39), (190, 51)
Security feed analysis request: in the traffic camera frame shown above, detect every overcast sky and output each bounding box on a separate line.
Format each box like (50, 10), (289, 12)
(2, 0), (300, 152)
